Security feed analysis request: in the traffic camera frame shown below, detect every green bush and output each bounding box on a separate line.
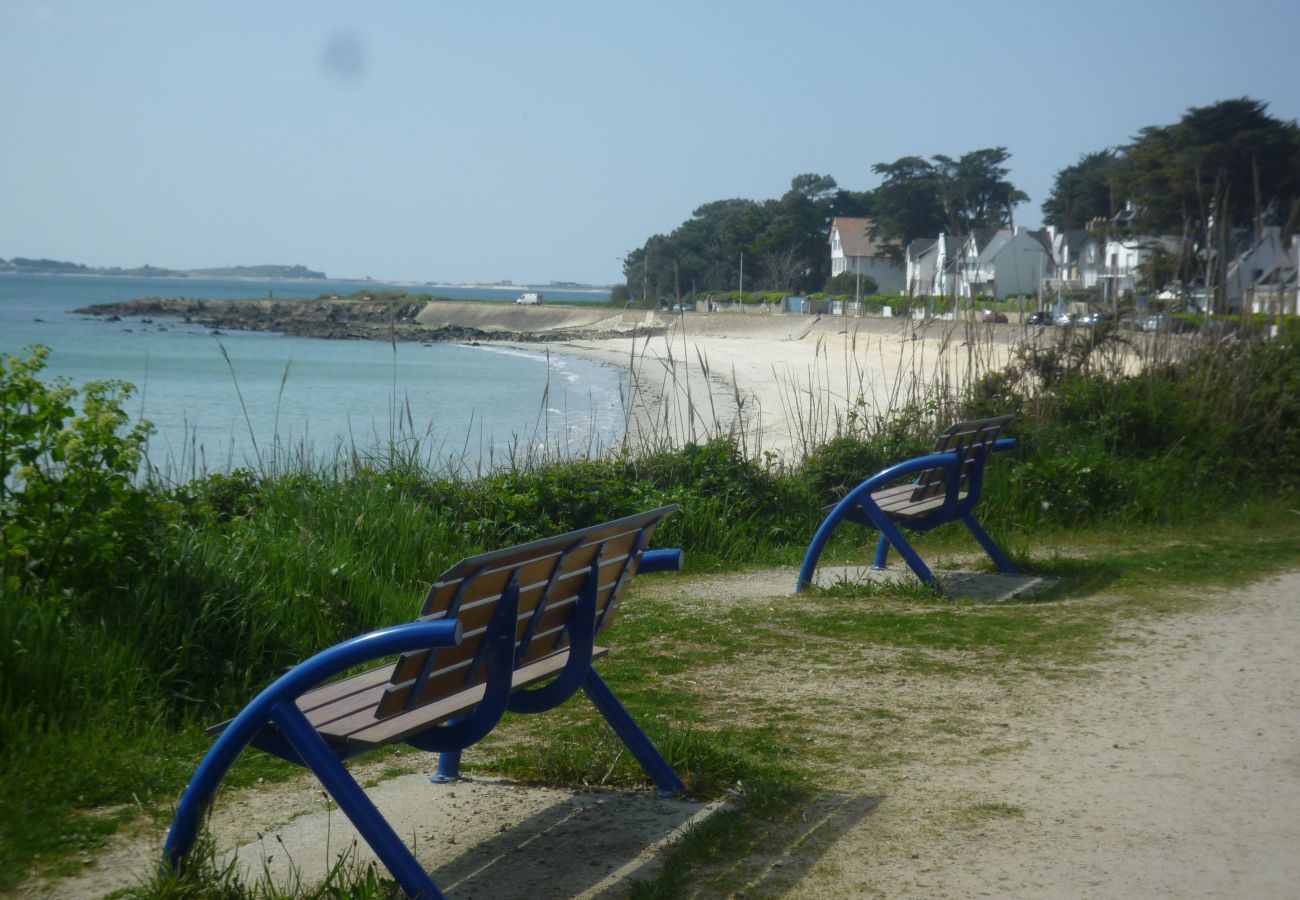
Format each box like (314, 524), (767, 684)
(800, 428), (930, 502)
(1, 346), (163, 594)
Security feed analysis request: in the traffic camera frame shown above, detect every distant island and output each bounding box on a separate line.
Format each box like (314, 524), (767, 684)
(0, 257), (326, 279)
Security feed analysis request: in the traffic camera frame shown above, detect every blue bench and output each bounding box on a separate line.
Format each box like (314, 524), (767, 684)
(164, 506), (684, 899)
(797, 416), (1017, 591)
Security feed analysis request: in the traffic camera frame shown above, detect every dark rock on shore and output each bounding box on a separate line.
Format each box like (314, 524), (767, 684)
(74, 297), (556, 343)
(74, 297), (665, 344)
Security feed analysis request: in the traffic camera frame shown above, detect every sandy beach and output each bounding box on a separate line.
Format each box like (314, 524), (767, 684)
(548, 310), (1023, 461)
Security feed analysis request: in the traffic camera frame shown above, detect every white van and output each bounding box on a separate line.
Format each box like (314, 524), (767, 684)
(515, 292), (543, 305)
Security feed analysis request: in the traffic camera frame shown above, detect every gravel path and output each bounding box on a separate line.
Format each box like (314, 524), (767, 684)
(776, 570), (1300, 898)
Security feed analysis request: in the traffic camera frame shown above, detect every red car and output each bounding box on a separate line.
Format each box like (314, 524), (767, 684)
(982, 310), (1008, 324)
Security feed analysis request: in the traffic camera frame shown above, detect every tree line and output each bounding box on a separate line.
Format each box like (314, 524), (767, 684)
(616, 98), (1300, 305)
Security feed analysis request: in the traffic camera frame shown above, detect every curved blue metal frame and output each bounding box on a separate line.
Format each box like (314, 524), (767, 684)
(635, 547), (683, 574)
(797, 438), (1016, 591)
(163, 620), (462, 897)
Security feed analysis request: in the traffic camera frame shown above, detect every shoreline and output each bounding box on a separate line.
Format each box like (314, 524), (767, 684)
(76, 296), (1025, 461)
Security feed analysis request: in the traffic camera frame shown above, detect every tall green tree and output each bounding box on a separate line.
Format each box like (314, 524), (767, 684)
(619, 174), (850, 299)
(867, 149), (1027, 258)
(932, 148), (1028, 233)
(1042, 150), (1122, 229)
(1110, 98), (1300, 235)
(867, 156), (947, 260)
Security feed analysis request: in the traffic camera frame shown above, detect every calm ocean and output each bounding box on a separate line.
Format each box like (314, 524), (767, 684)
(0, 273), (623, 477)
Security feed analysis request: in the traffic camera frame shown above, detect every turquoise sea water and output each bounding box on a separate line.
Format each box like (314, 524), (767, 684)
(0, 273), (623, 477)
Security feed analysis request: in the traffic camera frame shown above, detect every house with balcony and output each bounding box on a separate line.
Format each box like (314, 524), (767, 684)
(1097, 235), (1185, 305)
(828, 217), (906, 293)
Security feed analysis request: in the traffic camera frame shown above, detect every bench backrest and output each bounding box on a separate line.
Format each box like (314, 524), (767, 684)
(910, 414), (1014, 503)
(376, 505), (678, 718)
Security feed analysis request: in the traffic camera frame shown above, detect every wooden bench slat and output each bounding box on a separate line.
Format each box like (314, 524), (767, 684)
(388, 568), (624, 686)
(288, 666), (393, 715)
(877, 491), (968, 520)
(335, 647), (609, 751)
(421, 520), (653, 614)
(908, 415), (1012, 504)
(427, 553), (633, 636)
(421, 542), (606, 617)
(304, 674), (397, 732)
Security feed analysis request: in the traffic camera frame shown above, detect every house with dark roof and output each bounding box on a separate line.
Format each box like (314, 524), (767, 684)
(1045, 227), (1102, 291)
(905, 228), (1053, 298)
(1226, 226), (1298, 315)
(828, 217), (906, 293)
(905, 233), (967, 297)
(954, 227), (1053, 298)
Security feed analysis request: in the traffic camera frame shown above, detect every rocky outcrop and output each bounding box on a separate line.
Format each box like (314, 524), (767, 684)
(73, 297), (619, 343)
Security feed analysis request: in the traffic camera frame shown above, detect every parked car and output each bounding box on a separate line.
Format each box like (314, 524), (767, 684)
(1026, 310), (1052, 326)
(1054, 312), (1079, 327)
(1081, 311), (1111, 328)
(982, 310), (1008, 324)
(1143, 314), (1195, 334)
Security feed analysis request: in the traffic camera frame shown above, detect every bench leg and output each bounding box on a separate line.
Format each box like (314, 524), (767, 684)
(798, 493), (938, 590)
(581, 671), (685, 797)
(872, 534), (891, 569)
(872, 516), (937, 585)
(431, 749), (462, 783)
(961, 512), (1017, 574)
(272, 701), (445, 900)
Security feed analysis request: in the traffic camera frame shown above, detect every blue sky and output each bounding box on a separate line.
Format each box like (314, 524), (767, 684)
(2, 0), (1298, 285)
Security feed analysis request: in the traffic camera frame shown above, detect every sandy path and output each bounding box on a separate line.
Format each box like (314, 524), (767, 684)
(778, 570), (1300, 898)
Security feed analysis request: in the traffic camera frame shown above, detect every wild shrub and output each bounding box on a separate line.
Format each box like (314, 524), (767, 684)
(0, 346), (163, 594)
(800, 425), (930, 502)
(0, 347), (186, 823)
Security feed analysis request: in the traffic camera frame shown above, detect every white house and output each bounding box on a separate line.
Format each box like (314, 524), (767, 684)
(1226, 227), (1298, 315)
(952, 227), (1053, 299)
(829, 217), (906, 294)
(905, 233), (970, 296)
(1045, 227), (1101, 291)
(1097, 235), (1185, 305)
(905, 238), (938, 296)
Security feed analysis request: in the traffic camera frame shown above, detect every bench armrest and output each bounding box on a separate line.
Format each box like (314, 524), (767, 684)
(638, 548), (683, 574)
